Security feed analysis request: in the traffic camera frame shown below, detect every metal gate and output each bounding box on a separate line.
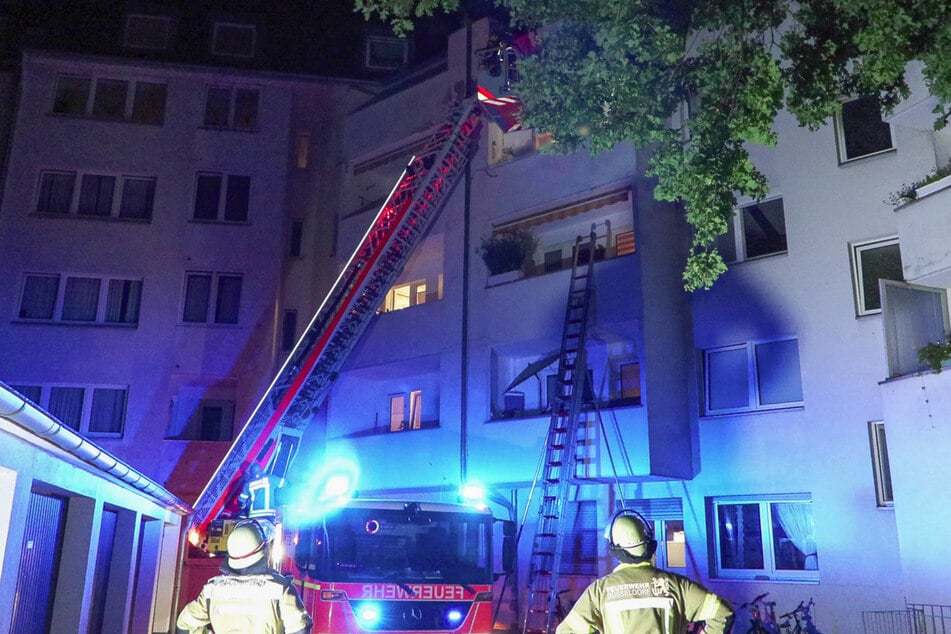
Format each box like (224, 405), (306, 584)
(863, 603), (951, 634)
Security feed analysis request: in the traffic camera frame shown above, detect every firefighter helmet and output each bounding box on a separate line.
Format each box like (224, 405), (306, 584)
(605, 510), (657, 562)
(227, 519), (269, 569)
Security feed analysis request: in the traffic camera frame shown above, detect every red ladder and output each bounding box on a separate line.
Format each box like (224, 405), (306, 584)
(189, 99), (482, 534)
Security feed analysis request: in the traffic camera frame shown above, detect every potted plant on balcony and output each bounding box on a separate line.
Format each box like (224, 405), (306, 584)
(918, 339), (951, 373)
(477, 228), (537, 282)
(885, 162), (951, 207)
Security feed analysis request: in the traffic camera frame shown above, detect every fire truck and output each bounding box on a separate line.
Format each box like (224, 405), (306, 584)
(178, 35), (530, 633)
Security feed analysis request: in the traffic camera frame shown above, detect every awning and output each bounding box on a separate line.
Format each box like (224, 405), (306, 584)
(493, 189), (631, 235)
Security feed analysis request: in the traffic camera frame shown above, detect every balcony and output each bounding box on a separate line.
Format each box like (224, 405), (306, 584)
(893, 172), (951, 288)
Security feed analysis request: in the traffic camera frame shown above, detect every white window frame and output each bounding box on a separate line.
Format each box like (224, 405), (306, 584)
(655, 518), (686, 572)
(712, 494), (818, 582)
(35, 170), (156, 220)
(211, 22), (257, 58)
(703, 337), (803, 415)
(835, 96), (895, 163)
(388, 390), (423, 431)
(192, 171), (251, 223)
(383, 279), (427, 312)
(201, 85), (259, 131)
(868, 421), (895, 507)
(364, 35), (408, 70)
(12, 383), (127, 438)
(181, 271), (243, 325)
(717, 196), (787, 264)
(51, 75), (166, 124)
(881, 280), (950, 377)
(850, 236), (903, 316)
(122, 13), (171, 51)
(17, 273), (142, 325)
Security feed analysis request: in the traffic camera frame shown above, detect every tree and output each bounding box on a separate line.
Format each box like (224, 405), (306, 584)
(355, 0), (951, 290)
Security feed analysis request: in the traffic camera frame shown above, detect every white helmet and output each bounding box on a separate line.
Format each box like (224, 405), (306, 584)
(227, 520), (269, 570)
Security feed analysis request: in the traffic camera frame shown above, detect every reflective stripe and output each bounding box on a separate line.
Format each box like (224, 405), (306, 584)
(697, 593), (722, 621)
(604, 596), (675, 634)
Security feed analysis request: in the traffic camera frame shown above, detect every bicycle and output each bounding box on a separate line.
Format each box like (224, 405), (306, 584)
(779, 598), (820, 634)
(741, 592), (780, 634)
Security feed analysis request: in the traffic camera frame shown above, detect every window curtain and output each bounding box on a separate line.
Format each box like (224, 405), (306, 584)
(49, 387), (85, 430)
(21, 275), (59, 319)
(89, 388), (126, 434)
(106, 279), (141, 323)
(773, 502), (818, 570)
(62, 277), (101, 321)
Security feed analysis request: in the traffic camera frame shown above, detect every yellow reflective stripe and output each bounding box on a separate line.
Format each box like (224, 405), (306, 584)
(696, 593), (722, 621)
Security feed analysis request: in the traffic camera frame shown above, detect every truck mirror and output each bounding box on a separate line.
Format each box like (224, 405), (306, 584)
(502, 519), (516, 537)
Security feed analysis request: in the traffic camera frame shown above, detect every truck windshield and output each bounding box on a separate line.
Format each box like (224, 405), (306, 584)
(295, 507), (493, 585)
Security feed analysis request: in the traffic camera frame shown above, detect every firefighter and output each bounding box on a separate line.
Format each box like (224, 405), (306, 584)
(555, 510), (735, 634)
(177, 519), (312, 634)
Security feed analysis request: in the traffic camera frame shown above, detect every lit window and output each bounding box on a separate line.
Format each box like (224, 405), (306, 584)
(850, 237), (903, 316)
(703, 338), (803, 415)
(193, 172), (250, 222)
(36, 171), (155, 220)
(383, 280), (427, 312)
(618, 361), (641, 401)
(14, 384), (127, 437)
(18, 273), (141, 325)
(203, 86), (259, 130)
(836, 96), (894, 162)
(716, 197), (787, 263)
(389, 390), (423, 431)
(868, 421), (894, 507)
(713, 495), (818, 581)
(182, 272), (242, 324)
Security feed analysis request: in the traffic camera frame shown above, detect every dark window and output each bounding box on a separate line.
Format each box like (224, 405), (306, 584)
(89, 388), (126, 434)
(194, 173), (222, 220)
(105, 279), (142, 324)
(215, 275), (242, 324)
(183, 273), (212, 322)
(119, 177), (155, 220)
(289, 220), (304, 257)
(281, 309), (298, 352)
(123, 14), (170, 50)
(234, 89), (258, 130)
(212, 23), (256, 58)
(62, 276), (101, 321)
(91, 79), (128, 120)
(742, 198), (787, 258)
(53, 77), (90, 115)
(203, 87), (231, 127)
(131, 82), (167, 124)
(20, 275), (59, 319)
(840, 97), (893, 161)
(77, 175), (116, 216)
(224, 175), (250, 222)
(37, 172), (76, 214)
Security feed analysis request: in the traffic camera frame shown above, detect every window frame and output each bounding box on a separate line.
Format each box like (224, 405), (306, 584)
(868, 421), (895, 507)
(702, 337), (804, 415)
(51, 75), (166, 124)
(122, 13), (171, 51)
(211, 22), (257, 59)
(383, 279), (427, 312)
(850, 236), (903, 317)
(35, 170), (156, 221)
(835, 96), (895, 163)
(711, 494), (819, 582)
(716, 196), (788, 264)
(388, 390), (424, 432)
(192, 171), (251, 223)
(364, 35), (408, 70)
(18, 273), (142, 325)
(201, 85), (259, 131)
(181, 271), (243, 325)
(10, 383), (127, 438)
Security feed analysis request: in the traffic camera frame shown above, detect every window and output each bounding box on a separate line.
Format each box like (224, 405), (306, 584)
(712, 495), (818, 581)
(560, 500), (598, 575)
(618, 361), (641, 402)
(281, 309), (298, 352)
(364, 35), (408, 70)
(868, 422), (894, 507)
(182, 272), (242, 324)
(703, 338), (803, 415)
(619, 499), (686, 571)
(18, 273), (142, 325)
(167, 385), (236, 440)
(546, 368), (595, 408)
(850, 237), (904, 316)
(716, 197), (787, 263)
(36, 171), (155, 220)
(193, 172), (250, 222)
(836, 96), (894, 162)
(389, 390), (422, 431)
(383, 280), (427, 312)
(288, 220), (304, 258)
(123, 13), (171, 51)
(11, 384), (127, 437)
(52, 76), (166, 124)
(881, 280), (950, 377)
(212, 22), (256, 58)
(203, 86), (259, 130)
(294, 133), (311, 169)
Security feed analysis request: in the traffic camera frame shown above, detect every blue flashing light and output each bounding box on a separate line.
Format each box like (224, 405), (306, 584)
(460, 482), (486, 503)
(356, 603), (381, 627)
(446, 608), (464, 625)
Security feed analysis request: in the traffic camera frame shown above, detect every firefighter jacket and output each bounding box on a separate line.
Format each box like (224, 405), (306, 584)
(177, 559), (313, 634)
(555, 561), (734, 634)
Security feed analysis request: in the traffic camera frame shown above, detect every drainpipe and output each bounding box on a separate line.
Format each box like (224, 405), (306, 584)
(0, 383), (191, 514)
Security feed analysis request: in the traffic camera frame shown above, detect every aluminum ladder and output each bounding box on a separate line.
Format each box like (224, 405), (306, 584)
(522, 227), (599, 634)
